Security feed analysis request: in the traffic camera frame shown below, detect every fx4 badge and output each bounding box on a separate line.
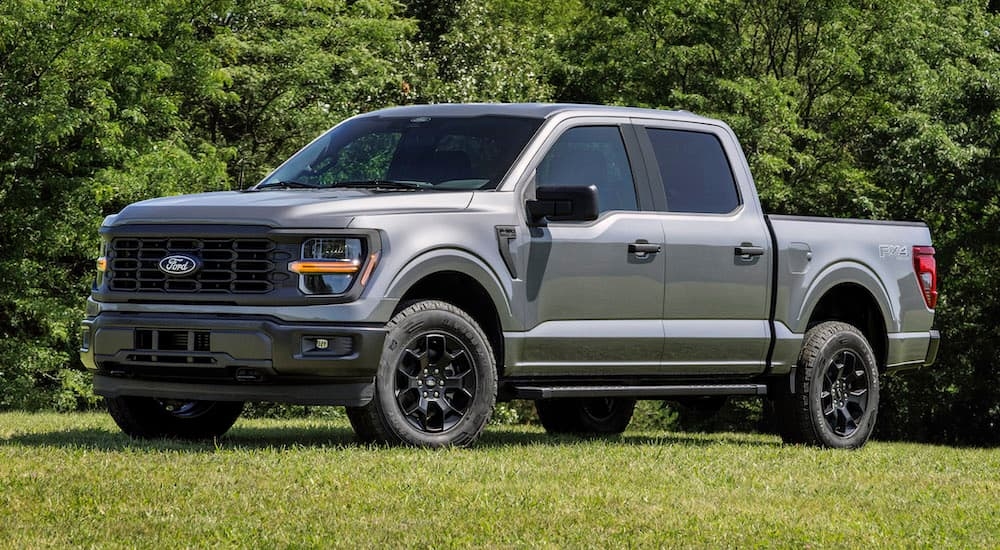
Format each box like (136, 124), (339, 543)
(878, 244), (909, 259)
(158, 254), (201, 276)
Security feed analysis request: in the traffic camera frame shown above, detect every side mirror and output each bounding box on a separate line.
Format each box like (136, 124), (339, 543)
(525, 185), (599, 226)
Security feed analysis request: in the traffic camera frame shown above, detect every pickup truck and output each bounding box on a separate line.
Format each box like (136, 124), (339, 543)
(80, 103), (939, 449)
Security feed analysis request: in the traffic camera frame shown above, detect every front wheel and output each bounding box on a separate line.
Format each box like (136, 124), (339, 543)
(346, 300), (497, 447)
(106, 397), (243, 440)
(777, 321), (880, 449)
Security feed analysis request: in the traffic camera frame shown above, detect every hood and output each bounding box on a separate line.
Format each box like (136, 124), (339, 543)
(107, 189), (475, 228)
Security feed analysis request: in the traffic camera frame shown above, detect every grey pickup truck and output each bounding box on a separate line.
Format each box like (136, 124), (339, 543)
(80, 103), (939, 448)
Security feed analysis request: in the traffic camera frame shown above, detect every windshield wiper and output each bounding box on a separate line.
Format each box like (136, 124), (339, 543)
(254, 180), (324, 190)
(329, 179), (433, 190)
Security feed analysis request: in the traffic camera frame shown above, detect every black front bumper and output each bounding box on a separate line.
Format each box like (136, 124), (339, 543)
(80, 312), (385, 406)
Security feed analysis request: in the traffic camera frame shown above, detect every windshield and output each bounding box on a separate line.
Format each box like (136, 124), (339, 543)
(258, 115), (543, 191)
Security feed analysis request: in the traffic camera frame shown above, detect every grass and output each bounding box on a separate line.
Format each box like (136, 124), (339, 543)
(1, 412), (998, 548)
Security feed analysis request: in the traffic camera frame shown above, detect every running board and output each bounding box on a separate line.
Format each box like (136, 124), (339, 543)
(512, 384), (768, 400)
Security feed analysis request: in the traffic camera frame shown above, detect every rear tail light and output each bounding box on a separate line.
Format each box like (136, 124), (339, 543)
(912, 246), (938, 309)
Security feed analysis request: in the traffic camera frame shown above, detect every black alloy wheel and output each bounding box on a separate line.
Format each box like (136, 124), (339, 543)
(819, 349), (870, 437)
(394, 332), (478, 433)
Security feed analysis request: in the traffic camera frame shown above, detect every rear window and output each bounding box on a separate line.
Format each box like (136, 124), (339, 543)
(645, 128), (740, 214)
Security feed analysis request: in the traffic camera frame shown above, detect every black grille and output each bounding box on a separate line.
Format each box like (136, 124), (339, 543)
(108, 237), (279, 293)
(128, 329), (215, 365)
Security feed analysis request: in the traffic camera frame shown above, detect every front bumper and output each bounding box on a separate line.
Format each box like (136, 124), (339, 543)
(80, 312), (385, 406)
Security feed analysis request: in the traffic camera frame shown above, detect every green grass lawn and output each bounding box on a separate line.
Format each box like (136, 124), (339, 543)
(1, 412), (997, 548)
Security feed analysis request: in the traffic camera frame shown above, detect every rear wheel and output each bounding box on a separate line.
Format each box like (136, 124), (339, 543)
(346, 300), (497, 447)
(777, 321), (880, 449)
(106, 397), (243, 440)
(535, 397), (636, 435)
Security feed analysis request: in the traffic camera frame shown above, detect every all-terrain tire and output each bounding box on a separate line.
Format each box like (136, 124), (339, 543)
(777, 321), (880, 449)
(345, 300), (497, 448)
(106, 397), (243, 440)
(535, 397), (636, 435)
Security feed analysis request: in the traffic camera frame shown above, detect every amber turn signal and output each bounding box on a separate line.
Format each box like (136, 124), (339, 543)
(288, 260), (360, 274)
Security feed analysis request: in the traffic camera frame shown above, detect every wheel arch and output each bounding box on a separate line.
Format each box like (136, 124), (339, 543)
(385, 249), (514, 375)
(801, 276), (891, 371)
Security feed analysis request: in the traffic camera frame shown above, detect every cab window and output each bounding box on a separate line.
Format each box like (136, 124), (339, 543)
(645, 128), (740, 214)
(536, 126), (638, 213)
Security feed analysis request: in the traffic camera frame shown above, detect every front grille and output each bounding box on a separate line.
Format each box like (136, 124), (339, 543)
(108, 237), (282, 294)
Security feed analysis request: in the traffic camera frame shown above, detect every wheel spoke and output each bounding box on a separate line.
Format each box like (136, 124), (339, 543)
(825, 364), (839, 385)
(426, 334), (447, 369)
(840, 406), (858, 433)
(398, 371), (421, 390)
(401, 348), (427, 376)
(444, 368), (471, 389)
(437, 397), (459, 419)
(819, 348), (873, 438)
(398, 389), (423, 415)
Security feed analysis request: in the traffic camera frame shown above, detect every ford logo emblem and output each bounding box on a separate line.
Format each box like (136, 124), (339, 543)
(158, 254), (201, 277)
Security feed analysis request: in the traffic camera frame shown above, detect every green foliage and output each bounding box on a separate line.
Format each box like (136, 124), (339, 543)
(199, 0), (418, 186)
(412, 0), (562, 103)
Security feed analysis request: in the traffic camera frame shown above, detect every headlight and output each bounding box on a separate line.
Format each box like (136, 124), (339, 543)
(94, 238), (108, 288)
(289, 238), (376, 295)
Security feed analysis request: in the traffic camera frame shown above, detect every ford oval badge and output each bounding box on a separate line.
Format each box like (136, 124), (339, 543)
(158, 254), (201, 277)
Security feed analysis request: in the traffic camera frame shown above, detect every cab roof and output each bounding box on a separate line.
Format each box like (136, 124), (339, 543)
(361, 102), (711, 122)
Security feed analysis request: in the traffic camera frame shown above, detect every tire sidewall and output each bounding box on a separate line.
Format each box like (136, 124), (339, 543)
(374, 303), (496, 447)
(807, 327), (879, 449)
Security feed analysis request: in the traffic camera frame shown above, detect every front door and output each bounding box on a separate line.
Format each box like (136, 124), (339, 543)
(516, 123), (666, 376)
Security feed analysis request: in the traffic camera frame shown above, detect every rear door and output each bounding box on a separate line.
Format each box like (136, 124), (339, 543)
(633, 119), (772, 374)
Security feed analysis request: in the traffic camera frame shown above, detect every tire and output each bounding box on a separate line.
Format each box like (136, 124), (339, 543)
(535, 397), (636, 435)
(345, 300), (497, 447)
(777, 321), (880, 449)
(106, 396), (243, 440)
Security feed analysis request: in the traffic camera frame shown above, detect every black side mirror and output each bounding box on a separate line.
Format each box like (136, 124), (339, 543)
(525, 185), (599, 226)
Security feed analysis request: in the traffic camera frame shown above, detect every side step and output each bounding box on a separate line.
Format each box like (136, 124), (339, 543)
(512, 384), (768, 400)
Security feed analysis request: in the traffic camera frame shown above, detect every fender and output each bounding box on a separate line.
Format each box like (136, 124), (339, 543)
(384, 247), (519, 331)
(795, 260), (897, 334)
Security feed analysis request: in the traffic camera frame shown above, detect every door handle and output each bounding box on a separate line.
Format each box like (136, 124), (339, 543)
(628, 242), (662, 256)
(734, 244), (765, 257)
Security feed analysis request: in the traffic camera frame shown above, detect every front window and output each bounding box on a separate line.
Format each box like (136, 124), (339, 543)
(259, 115), (543, 191)
(536, 126), (639, 213)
